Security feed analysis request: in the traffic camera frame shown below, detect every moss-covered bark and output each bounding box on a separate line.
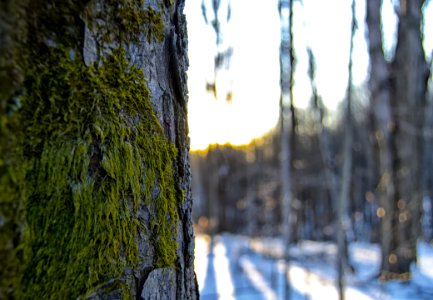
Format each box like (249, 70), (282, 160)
(0, 0), (196, 299)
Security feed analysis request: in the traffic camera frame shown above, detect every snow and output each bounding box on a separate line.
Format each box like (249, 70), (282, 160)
(195, 234), (433, 299)
(418, 242), (433, 281)
(239, 257), (278, 300)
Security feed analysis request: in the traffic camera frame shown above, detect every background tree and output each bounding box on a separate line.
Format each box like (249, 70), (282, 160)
(336, 1), (357, 298)
(366, 0), (430, 278)
(279, 0), (296, 297)
(201, 0), (233, 101)
(0, 0), (198, 299)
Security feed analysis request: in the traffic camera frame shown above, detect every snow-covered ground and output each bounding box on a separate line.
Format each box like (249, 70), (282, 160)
(194, 234), (433, 299)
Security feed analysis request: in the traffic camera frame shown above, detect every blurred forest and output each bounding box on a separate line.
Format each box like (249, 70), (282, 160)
(189, 0), (433, 284)
(192, 103), (377, 239)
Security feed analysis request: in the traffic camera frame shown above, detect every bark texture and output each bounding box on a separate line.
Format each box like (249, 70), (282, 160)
(0, 0), (198, 299)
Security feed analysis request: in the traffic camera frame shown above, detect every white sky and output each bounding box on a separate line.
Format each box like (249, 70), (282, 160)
(185, 0), (433, 151)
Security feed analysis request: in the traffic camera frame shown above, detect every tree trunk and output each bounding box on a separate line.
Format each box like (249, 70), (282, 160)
(424, 96), (433, 242)
(207, 155), (219, 235)
(307, 48), (339, 243)
(366, 0), (398, 277)
(337, 1), (356, 298)
(286, 0), (301, 243)
(279, 0), (294, 298)
(0, 1), (198, 299)
(391, 0), (429, 274)
(366, 0), (429, 277)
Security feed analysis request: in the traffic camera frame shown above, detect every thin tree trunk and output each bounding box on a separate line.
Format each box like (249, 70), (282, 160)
(208, 151), (220, 236)
(307, 48), (339, 237)
(279, 0), (294, 298)
(337, 1), (356, 298)
(425, 93), (433, 241)
(288, 0), (298, 244)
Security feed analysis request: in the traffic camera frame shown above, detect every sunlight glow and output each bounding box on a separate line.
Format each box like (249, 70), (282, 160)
(185, 0), (280, 151)
(185, 0), (433, 151)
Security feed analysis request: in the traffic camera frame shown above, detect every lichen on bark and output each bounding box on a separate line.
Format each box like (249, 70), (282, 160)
(0, 0), (181, 299)
(19, 47), (178, 299)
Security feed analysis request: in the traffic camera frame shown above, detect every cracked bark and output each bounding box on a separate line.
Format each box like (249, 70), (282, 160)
(0, 0), (198, 298)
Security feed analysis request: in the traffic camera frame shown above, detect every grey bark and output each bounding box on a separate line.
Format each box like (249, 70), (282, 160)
(424, 90), (433, 242)
(279, 0), (295, 298)
(141, 268), (176, 300)
(0, 0), (198, 298)
(391, 0), (429, 273)
(86, 1), (198, 297)
(366, 0), (397, 276)
(307, 48), (339, 232)
(208, 152), (220, 235)
(366, 0), (429, 276)
(337, 1), (356, 298)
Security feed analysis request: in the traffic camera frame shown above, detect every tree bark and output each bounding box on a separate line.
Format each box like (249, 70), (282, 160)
(391, 0), (429, 274)
(366, 0), (398, 277)
(366, 0), (429, 277)
(336, 1), (356, 298)
(0, 1), (198, 299)
(307, 48), (339, 242)
(279, 0), (294, 298)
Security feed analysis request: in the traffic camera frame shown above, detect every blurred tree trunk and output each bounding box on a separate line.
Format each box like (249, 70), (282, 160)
(279, 0), (293, 246)
(246, 147), (257, 236)
(366, 0), (399, 277)
(288, 0), (299, 244)
(308, 48), (339, 241)
(0, 1), (198, 299)
(336, 1), (356, 298)
(391, 0), (429, 275)
(279, 0), (294, 298)
(208, 151), (220, 235)
(191, 153), (206, 224)
(366, 0), (429, 277)
(424, 95), (433, 241)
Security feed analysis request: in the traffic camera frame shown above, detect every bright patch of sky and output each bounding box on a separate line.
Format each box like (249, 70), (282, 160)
(292, 0), (369, 110)
(186, 0), (280, 150)
(185, 0), (433, 151)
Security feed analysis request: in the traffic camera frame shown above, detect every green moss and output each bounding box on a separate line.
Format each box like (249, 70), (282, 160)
(15, 45), (179, 299)
(90, 0), (166, 44)
(0, 0), (179, 299)
(162, 0), (175, 8)
(120, 5), (165, 43)
(0, 127), (27, 298)
(0, 2), (28, 292)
